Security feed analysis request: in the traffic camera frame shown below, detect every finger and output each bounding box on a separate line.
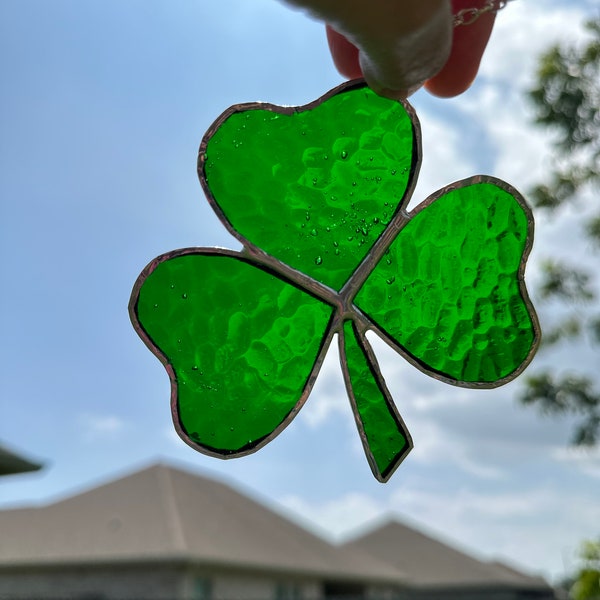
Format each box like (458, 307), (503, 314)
(424, 0), (496, 97)
(327, 26), (423, 98)
(326, 25), (362, 79)
(356, 3), (452, 98)
(326, 25), (362, 80)
(326, 4), (453, 100)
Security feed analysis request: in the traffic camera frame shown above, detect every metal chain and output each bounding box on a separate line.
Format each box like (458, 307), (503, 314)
(453, 0), (514, 27)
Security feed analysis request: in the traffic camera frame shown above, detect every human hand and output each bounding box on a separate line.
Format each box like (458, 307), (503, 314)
(284, 0), (497, 99)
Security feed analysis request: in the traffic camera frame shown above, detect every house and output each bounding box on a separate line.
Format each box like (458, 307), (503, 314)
(0, 463), (556, 599)
(344, 520), (553, 600)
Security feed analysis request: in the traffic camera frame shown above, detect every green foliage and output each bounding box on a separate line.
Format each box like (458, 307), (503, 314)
(521, 373), (600, 445)
(538, 261), (595, 303)
(528, 18), (600, 212)
(587, 215), (600, 245)
(529, 19), (600, 154)
(520, 17), (600, 446)
(522, 24), (599, 600)
(570, 539), (600, 600)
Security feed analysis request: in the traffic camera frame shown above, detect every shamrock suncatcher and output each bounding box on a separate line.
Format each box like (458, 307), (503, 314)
(129, 80), (540, 482)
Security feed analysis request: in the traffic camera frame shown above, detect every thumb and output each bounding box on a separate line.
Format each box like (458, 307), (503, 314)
(357, 3), (453, 98)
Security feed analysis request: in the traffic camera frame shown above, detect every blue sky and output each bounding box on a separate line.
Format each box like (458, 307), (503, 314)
(1, 0), (598, 584)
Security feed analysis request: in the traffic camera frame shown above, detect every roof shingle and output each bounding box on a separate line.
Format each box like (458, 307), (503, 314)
(0, 463), (401, 583)
(343, 519), (550, 590)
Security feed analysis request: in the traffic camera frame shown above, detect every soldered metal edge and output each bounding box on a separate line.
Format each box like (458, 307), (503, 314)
(130, 80), (541, 478)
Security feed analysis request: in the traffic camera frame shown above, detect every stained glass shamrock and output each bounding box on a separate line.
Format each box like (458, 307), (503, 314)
(130, 80), (540, 482)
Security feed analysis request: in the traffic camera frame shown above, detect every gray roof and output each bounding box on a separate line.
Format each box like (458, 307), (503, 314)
(343, 519), (551, 590)
(0, 463), (400, 583)
(0, 463), (552, 593)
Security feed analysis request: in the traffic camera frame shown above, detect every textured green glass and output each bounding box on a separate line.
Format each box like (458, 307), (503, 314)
(135, 253), (334, 454)
(204, 86), (415, 291)
(343, 320), (410, 481)
(131, 81), (539, 481)
(354, 183), (534, 382)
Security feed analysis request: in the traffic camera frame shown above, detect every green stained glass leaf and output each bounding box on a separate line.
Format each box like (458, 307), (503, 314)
(133, 250), (334, 455)
(354, 181), (536, 384)
(201, 85), (417, 291)
(130, 80), (540, 481)
(341, 320), (412, 482)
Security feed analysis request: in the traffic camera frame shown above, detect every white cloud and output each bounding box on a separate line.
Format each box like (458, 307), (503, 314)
(409, 110), (477, 210)
(409, 4), (593, 208)
(79, 414), (126, 442)
(279, 491), (386, 540)
(164, 424), (184, 447)
(480, 3), (591, 89)
(278, 480), (599, 582)
(552, 445), (600, 479)
(299, 338), (355, 429)
(408, 419), (508, 480)
(295, 321), (586, 481)
(389, 484), (599, 581)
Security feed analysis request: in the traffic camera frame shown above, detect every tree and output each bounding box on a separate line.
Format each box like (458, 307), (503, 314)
(519, 18), (600, 446)
(571, 539), (600, 600)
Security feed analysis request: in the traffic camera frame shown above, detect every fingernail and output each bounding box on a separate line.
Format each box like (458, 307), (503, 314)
(373, 87), (409, 100)
(406, 83), (424, 97)
(373, 83), (424, 101)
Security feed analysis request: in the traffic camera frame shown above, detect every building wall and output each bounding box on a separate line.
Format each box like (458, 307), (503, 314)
(184, 567), (322, 600)
(0, 564), (325, 600)
(0, 563), (185, 599)
(410, 587), (556, 600)
(365, 584), (409, 600)
(0, 564), (554, 600)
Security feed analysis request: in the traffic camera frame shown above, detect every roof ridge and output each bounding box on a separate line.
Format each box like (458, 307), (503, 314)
(342, 518), (551, 588)
(155, 464), (187, 552)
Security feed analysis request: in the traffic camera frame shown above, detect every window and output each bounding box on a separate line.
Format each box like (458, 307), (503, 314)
(192, 577), (212, 600)
(324, 581), (365, 598)
(276, 582), (303, 600)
